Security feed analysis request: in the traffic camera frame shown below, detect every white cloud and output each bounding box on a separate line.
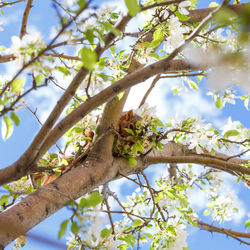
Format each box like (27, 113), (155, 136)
(0, 9), (21, 26)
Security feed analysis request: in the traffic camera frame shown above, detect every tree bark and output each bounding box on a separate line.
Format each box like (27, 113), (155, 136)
(0, 142), (248, 247)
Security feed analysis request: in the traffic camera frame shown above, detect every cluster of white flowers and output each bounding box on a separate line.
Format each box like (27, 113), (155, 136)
(168, 224), (188, 250)
(9, 178), (31, 193)
(186, 123), (219, 154)
(207, 88), (236, 105)
(13, 235), (27, 250)
(0, 74), (11, 84)
(221, 117), (249, 155)
(222, 117), (250, 143)
(7, 33), (46, 69)
(178, 1), (191, 15)
(163, 15), (188, 52)
(209, 28), (238, 52)
(211, 192), (239, 223)
(135, 103), (157, 118)
(66, 213), (126, 249)
(164, 116), (220, 154)
(137, 47), (153, 64)
(172, 82), (189, 96)
(163, 1), (190, 52)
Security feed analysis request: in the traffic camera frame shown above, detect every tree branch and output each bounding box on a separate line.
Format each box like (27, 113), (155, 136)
(0, 141), (249, 247)
(20, 0), (34, 38)
(197, 221), (250, 245)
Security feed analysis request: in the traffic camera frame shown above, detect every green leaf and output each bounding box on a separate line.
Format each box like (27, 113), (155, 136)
(11, 78), (25, 94)
(101, 228), (112, 238)
(165, 190), (175, 200)
(125, 0), (141, 17)
(133, 141), (144, 152)
(1, 115), (14, 140)
(58, 220), (69, 239)
(196, 75), (203, 84)
(203, 209), (211, 216)
(244, 98), (249, 110)
(100, 21), (121, 37)
(10, 112), (20, 126)
(156, 141), (162, 151)
(128, 157), (137, 167)
(78, 197), (87, 209)
(77, 0), (86, 8)
(154, 192), (163, 203)
(71, 221), (80, 235)
(132, 219), (144, 228)
(56, 66), (71, 76)
(0, 194), (10, 207)
(153, 118), (164, 127)
(188, 79), (198, 90)
(118, 244), (129, 250)
(79, 47), (97, 70)
(245, 220), (250, 230)
(175, 10), (190, 21)
(149, 29), (164, 48)
(35, 74), (44, 85)
(124, 128), (134, 135)
(215, 96), (223, 109)
(86, 191), (104, 207)
(207, 202), (215, 208)
(224, 129), (239, 137)
(117, 91), (124, 100)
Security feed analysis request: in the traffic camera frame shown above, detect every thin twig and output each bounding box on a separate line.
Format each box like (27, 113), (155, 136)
(198, 221), (250, 245)
(160, 72), (206, 78)
(0, 0), (25, 8)
(226, 149), (250, 161)
(44, 52), (81, 61)
(104, 198), (115, 235)
(139, 74), (161, 108)
(23, 102), (63, 154)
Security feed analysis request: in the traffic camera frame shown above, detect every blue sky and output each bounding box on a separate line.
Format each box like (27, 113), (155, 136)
(0, 0), (249, 249)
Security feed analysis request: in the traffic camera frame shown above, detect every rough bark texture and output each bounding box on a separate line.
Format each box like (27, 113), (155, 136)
(0, 142), (248, 247)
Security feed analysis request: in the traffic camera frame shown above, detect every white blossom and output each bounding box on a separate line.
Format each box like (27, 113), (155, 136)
(212, 192), (239, 223)
(14, 235), (27, 250)
(168, 224), (188, 250)
(178, 1), (191, 15)
(172, 82), (188, 96)
(8, 33), (46, 70)
(135, 103), (157, 118)
(9, 178), (31, 193)
(163, 15), (188, 52)
(63, 0), (78, 7)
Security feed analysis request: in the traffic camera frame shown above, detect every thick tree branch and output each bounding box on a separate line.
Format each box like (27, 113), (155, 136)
(0, 140), (249, 247)
(146, 142), (250, 176)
